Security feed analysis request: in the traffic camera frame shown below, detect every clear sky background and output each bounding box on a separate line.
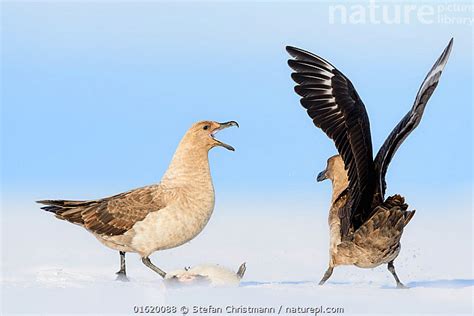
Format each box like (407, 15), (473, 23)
(1, 1), (472, 212)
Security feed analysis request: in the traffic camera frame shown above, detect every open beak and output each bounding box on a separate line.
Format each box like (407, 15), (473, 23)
(317, 169), (328, 182)
(211, 121), (239, 151)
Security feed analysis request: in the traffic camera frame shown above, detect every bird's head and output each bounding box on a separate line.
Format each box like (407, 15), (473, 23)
(317, 154), (348, 185)
(186, 120), (239, 151)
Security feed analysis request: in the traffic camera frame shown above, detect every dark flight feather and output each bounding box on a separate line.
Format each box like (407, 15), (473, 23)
(287, 46), (375, 236)
(373, 38), (453, 201)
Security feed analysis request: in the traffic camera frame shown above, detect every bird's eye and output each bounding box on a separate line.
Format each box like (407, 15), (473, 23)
(203, 125), (209, 130)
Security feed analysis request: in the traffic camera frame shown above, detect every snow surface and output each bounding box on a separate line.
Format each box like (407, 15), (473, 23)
(1, 199), (473, 315)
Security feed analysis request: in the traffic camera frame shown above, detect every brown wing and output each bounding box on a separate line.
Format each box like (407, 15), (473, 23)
(373, 38), (453, 201)
(287, 46), (375, 236)
(38, 185), (166, 236)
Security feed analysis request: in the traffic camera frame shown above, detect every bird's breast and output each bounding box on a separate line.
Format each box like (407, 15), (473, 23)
(129, 184), (216, 256)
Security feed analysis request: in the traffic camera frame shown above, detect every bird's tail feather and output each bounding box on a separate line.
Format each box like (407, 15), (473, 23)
(403, 210), (416, 226)
(37, 199), (94, 207)
(37, 199), (89, 225)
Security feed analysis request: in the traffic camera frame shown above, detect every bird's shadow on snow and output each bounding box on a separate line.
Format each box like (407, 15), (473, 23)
(405, 279), (474, 289)
(241, 280), (352, 287)
(242, 279), (474, 289)
(30, 269), (474, 290)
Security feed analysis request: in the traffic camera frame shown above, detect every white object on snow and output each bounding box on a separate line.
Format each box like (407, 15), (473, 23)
(164, 263), (246, 287)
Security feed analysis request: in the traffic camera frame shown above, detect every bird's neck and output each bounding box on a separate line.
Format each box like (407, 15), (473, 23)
(330, 176), (349, 204)
(161, 139), (212, 188)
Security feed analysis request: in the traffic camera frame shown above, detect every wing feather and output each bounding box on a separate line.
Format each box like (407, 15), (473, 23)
(38, 185), (166, 236)
(373, 38), (453, 200)
(287, 46), (375, 235)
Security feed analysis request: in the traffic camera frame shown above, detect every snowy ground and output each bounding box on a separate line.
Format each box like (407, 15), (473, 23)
(1, 198), (473, 315)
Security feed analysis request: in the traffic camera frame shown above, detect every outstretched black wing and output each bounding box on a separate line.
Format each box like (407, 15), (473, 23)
(287, 46), (375, 236)
(373, 38), (453, 200)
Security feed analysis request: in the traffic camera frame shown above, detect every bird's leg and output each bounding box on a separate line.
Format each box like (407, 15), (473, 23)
(142, 257), (167, 278)
(115, 251), (129, 281)
(388, 261), (408, 289)
(319, 266), (334, 285)
(237, 262), (247, 279)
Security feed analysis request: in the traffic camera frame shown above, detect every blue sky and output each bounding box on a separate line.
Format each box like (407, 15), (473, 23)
(1, 2), (472, 210)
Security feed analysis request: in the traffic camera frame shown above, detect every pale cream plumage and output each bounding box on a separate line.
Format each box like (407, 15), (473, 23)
(38, 120), (238, 280)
